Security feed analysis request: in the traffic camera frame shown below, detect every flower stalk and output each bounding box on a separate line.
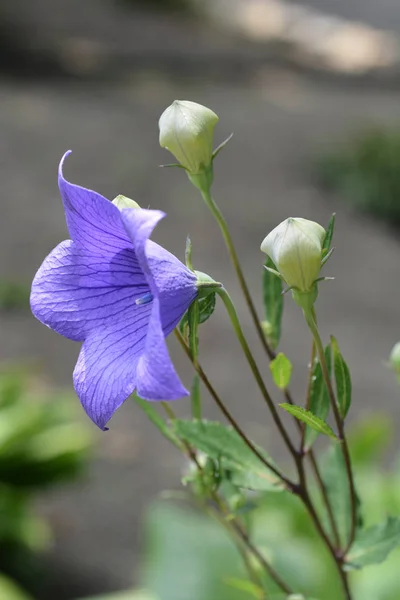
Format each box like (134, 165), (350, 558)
(216, 287), (298, 461)
(200, 188), (276, 362)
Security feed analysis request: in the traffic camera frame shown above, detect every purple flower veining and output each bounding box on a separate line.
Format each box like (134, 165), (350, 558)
(31, 152), (198, 429)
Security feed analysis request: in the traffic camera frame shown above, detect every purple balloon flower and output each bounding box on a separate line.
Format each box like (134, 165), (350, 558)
(31, 152), (198, 429)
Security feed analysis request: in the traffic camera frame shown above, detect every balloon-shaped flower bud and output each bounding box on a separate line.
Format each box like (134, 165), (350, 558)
(389, 342), (400, 373)
(159, 100), (219, 175)
(261, 217), (326, 297)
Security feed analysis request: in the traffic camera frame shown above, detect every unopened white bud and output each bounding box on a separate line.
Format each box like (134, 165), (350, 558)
(261, 217), (326, 293)
(159, 100), (219, 174)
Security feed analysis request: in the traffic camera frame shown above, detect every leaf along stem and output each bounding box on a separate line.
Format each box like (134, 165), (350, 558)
(217, 287), (298, 461)
(304, 309), (357, 557)
(174, 328), (295, 491)
(163, 402), (292, 596)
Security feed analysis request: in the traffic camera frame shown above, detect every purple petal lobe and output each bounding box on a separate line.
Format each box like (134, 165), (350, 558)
(136, 296), (188, 400)
(121, 208), (198, 400)
(30, 240), (148, 342)
(74, 301), (152, 429)
(58, 151), (130, 254)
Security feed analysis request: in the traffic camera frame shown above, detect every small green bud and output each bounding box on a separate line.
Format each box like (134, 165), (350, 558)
(261, 217), (326, 293)
(159, 100), (219, 175)
(112, 195), (140, 210)
(389, 342), (400, 372)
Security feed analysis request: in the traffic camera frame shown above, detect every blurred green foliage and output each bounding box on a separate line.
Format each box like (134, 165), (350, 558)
(0, 280), (30, 312)
(316, 127), (400, 226)
(0, 367), (92, 595)
(0, 573), (34, 599)
(88, 412), (400, 600)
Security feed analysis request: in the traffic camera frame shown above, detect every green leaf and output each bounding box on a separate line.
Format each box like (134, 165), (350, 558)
(262, 257), (283, 350)
(224, 578), (264, 599)
(270, 353), (292, 390)
(0, 574), (34, 600)
(321, 445), (351, 546)
(322, 214), (335, 256)
(304, 344), (331, 449)
(279, 404), (337, 440)
(174, 420), (285, 491)
(348, 413), (393, 466)
(179, 294), (216, 337)
(143, 503), (249, 600)
(133, 395), (181, 449)
(198, 293), (216, 324)
(346, 517), (400, 568)
(81, 591), (156, 600)
(331, 336), (352, 418)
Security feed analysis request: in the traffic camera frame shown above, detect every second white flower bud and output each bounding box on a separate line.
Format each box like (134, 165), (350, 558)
(261, 217), (326, 293)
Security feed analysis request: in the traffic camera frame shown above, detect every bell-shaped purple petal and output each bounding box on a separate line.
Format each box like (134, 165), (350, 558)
(31, 153), (198, 429)
(31, 241), (148, 342)
(120, 209), (197, 401)
(58, 150), (131, 254)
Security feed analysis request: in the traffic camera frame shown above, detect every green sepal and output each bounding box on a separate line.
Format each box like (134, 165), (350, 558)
(322, 213), (335, 256)
(262, 257), (284, 350)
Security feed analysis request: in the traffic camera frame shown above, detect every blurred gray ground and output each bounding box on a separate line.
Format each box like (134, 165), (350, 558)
(1, 1), (400, 598)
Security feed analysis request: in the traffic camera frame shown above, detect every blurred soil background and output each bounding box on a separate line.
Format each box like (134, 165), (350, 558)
(1, 0), (400, 597)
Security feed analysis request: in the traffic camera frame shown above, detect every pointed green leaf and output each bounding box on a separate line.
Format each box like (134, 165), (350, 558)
(322, 445), (351, 546)
(304, 344), (332, 449)
(331, 336), (352, 418)
(322, 213), (335, 256)
(270, 353), (292, 390)
(346, 517), (400, 568)
(174, 420), (285, 491)
(133, 396), (181, 449)
(279, 404), (337, 440)
(262, 257), (283, 350)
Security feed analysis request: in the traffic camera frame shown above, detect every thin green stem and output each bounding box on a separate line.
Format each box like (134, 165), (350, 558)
(210, 492), (291, 596)
(217, 287), (298, 461)
(166, 401), (292, 595)
(297, 479), (352, 600)
(284, 385), (342, 550)
(200, 189), (276, 361)
(301, 339), (316, 452)
(309, 452), (341, 550)
(174, 328), (295, 490)
(304, 309), (357, 555)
